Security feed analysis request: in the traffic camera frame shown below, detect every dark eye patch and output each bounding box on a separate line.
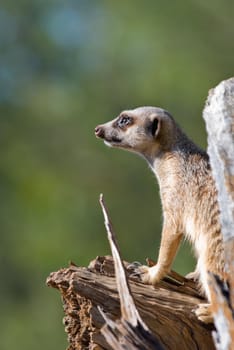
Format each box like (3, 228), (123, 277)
(117, 115), (132, 128)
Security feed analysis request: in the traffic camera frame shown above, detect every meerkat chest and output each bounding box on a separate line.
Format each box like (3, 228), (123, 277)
(153, 155), (208, 243)
(160, 179), (202, 244)
(184, 216), (201, 243)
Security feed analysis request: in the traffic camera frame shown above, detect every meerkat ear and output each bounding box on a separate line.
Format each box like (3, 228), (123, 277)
(151, 117), (160, 138)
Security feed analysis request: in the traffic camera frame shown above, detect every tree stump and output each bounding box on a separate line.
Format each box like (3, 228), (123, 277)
(47, 255), (214, 349)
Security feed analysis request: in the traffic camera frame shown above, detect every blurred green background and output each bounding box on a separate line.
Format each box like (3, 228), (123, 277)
(0, 0), (233, 348)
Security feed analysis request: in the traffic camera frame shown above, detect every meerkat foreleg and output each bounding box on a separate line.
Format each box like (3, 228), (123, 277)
(131, 223), (183, 286)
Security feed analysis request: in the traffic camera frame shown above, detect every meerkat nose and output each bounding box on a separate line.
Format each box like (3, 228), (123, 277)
(95, 125), (105, 138)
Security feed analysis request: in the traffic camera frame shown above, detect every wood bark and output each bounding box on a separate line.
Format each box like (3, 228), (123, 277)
(47, 255), (214, 350)
(203, 77), (234, 350)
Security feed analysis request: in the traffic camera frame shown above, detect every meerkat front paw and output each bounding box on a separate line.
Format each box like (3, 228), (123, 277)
(128, 262), (166, 285)
(194, 303), (213, 324)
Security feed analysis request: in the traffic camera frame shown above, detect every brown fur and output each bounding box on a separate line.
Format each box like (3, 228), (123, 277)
(95, 106), (225, 322)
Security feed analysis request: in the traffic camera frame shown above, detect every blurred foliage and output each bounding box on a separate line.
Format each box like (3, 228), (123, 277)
(0, 0), (233, 348)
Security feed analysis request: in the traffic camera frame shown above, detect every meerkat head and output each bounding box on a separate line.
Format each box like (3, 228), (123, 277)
(95, 106), (179, 160)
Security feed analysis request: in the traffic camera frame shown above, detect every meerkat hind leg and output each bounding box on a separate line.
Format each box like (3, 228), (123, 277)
(195, 303), (213, 324)
(186, 269), (200, 282)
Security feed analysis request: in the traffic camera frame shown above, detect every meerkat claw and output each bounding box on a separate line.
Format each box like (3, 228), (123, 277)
(127, 261), (142, 271)
(127, 262), (143, 280)
(129, 271), (142, 279)
(127, 262), (150, 282)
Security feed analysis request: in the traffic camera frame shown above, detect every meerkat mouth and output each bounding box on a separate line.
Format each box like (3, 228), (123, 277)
(104, 136), (122, 146)
(111, 136), (122, 143)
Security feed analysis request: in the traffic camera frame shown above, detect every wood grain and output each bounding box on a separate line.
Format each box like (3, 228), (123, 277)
(47, 256), (214, 350)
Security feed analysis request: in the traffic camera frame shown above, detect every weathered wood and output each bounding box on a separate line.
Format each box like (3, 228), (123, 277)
(99, 194), (163, 349)
(208, 274), (234, 350)
(203, 78), (234, 244)
(47, 255), (214, 350)
(203, 77), (234, 349)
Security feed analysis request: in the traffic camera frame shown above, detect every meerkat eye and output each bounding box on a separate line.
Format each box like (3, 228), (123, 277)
(117, 115), (132, 128)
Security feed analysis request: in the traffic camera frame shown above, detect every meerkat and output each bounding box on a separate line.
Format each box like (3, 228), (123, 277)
(95, 106), (225, 323)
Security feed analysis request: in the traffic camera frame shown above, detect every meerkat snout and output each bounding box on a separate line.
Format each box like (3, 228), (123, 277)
(95, 126), (105, 139)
